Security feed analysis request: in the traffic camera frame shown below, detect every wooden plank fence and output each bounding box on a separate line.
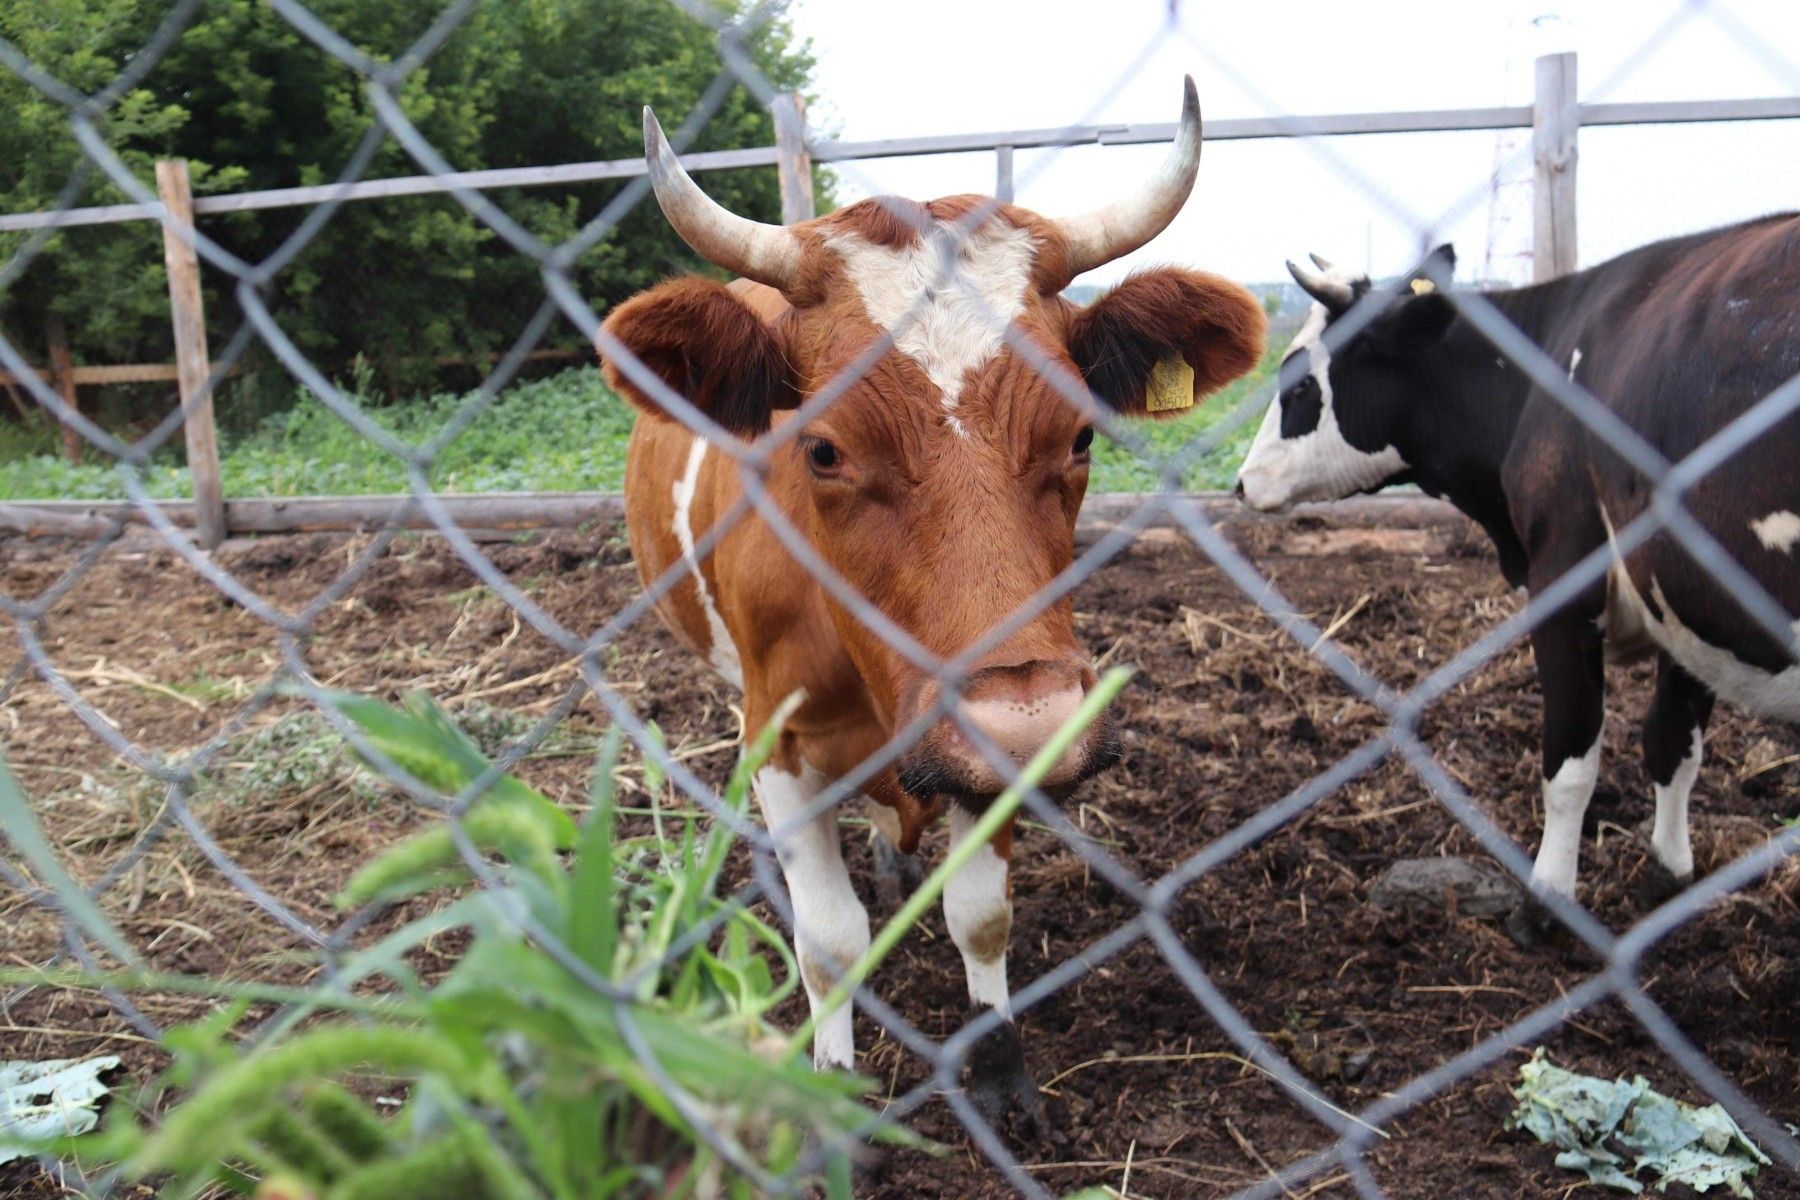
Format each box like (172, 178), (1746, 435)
(2, 52), (1796, 543)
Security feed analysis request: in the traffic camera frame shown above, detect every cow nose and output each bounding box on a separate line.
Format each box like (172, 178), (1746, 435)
(896, 659), (1120, 802)
(958, 673), (1083, 765)
(1233, 478), (1245, 499)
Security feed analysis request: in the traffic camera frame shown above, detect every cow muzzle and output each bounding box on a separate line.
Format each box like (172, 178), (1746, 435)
(895, 660), (1122, 807)
(1234, 462), (1296, 513)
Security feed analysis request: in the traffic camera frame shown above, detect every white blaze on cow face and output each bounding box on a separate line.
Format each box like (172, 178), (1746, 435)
(671, 436), (743, 688)
(824, 219), (1038, 438)
(1236, 298), (1408, 512)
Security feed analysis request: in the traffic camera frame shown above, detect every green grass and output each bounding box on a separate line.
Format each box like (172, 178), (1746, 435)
(1089, 344), (1280, 491)
(0, 368), (636, 501)
(0, 352), (1278, 500)
(59, 701), (594, 820)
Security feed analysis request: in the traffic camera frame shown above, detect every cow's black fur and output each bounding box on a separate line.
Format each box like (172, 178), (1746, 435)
(1257, 214), (1800, 941)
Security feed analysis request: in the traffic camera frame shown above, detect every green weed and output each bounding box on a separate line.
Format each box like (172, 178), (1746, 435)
(3, 694), (892, 1197)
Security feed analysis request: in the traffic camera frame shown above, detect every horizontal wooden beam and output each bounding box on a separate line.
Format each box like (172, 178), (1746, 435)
(1580, 96), (1800, 127)
(0, 350), (580, 388)
(0, 490), (1466, 541)
(0, 363), (184, 386)
(4, 96), (1792, 234)
(0, 492), (624, 537)
(0, 145), (783, 233)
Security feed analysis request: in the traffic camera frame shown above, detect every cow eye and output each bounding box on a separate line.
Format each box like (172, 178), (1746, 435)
(804, 438), (841, 474)
(1072, 426), (1095, 457)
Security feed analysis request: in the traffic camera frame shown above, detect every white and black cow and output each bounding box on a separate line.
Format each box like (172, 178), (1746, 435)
(1236, 216), (1800, 942)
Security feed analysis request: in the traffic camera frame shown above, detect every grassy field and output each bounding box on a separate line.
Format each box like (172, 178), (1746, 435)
(0, 350), (1278, 501)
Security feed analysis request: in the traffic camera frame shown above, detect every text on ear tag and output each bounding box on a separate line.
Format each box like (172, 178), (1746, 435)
(1145, 355), (1196, 413)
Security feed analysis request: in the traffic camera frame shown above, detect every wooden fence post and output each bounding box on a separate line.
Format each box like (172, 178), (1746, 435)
(995, 144), (1014, 204)
(44, 315), (82, 464)
(772, 92), (814, 225)
(1532, 51), (1579, 281)
(154, 159), (226, 549)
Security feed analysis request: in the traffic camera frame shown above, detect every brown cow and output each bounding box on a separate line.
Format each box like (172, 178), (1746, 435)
(598, 79), (1265, 1124)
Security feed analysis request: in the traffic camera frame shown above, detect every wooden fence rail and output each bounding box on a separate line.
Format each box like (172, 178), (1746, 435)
(0, 491), (1469, 545)
(2, 52), (1796, 544)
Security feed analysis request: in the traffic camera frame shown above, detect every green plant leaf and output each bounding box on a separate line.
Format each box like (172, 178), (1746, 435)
(0, 758), (140, 967)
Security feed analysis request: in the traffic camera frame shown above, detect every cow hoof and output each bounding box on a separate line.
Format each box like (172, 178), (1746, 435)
(799, 1130), (877, 1188)
(1636, 862), (1692, 910)
(872, 837), (924, 913)
(1505, 894), (1558, 949)
(964, 1009), (1045, 1141)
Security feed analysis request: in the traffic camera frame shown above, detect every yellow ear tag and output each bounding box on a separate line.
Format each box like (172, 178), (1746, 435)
(1145, 355), (1195, 413)
(1410, 278), (1437, 295)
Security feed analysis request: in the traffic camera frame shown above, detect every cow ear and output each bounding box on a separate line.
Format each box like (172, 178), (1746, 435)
(1067, 268), (1268, 419)
(598, 277), (800, 438)
(1370, 292), (1457, 356)
(1369, 245), (1458, 356)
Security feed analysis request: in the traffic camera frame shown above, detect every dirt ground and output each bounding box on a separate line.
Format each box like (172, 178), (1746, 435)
(3, 517), (1797, 1199)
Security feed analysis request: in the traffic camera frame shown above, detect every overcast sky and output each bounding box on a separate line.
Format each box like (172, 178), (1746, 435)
(783, 0), (1800, 287)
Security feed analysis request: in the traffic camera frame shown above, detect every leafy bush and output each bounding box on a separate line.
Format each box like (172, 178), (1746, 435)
(0, 0), (824, 394)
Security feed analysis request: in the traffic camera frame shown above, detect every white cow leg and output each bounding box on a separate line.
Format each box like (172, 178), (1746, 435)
(945, 805), (1013, 1016)
(1650, 728), (1702, 883)
(1529, 735), (1602, 901)
(944, 807), (1039, 1130)
(1640, 656), (1713, 906)
(757, 763), (870, 1071)
(1512, 617), (1607, 949)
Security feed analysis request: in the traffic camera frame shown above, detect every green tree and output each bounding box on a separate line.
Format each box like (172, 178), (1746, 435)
(0, 0), (821, 403)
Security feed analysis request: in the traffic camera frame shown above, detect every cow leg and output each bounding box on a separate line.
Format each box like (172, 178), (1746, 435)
(1638, 654), (1712, 907)
(1509, 612), (1605, 948)
(756, 760), (871, 1071)
(944, 807), (1040, 1134)
(864, 798), (923, 914)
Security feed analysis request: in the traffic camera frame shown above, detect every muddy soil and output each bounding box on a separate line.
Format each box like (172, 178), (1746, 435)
(3, 520), (1796, 1198)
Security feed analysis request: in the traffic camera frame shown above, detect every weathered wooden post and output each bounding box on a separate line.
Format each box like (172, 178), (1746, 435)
(995, 144), (1014, 204)
(772, 92), (814, 225)
(44, 314), (82, 464)
(154, 159), (226, 549)
(1532, 51), (1579, 281)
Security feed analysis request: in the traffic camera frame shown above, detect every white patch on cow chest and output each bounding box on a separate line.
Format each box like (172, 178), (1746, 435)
(1750, 509), (1800, 554)
(824, 220), (1037, 434)
(1236, 299), (1408, 511)
(670, 436), (743, 688)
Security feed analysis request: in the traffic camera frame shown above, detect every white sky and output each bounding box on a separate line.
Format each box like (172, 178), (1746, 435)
(786, 0), (1800, 287)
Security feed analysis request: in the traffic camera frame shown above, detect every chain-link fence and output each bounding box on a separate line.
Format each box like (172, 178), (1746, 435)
(4, 1), (1799, 1197)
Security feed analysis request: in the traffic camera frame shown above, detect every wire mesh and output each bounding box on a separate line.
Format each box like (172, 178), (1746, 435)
(2, 1), (1798, 1197)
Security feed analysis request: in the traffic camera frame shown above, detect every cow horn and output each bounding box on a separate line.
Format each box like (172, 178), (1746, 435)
(642, 106), (803, 289)
(1051, 76), (1204, 278)
(1287, 257), (1357, 310)
(1308, 252), (1335, 271)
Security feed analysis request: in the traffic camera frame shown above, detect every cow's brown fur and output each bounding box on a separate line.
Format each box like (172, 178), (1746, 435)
(604, 201), (1263, 849)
